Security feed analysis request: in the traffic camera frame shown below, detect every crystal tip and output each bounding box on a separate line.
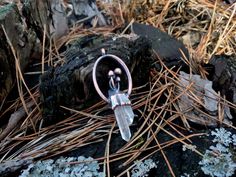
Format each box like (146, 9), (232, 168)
(121, 131), (131, 142)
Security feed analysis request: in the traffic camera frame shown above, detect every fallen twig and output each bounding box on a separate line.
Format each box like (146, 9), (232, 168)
(0, 101), (35, 141)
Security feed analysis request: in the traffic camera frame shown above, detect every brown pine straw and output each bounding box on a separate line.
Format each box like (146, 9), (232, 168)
(154, 131), (176, 177)
(104, 122), (116, 177)
(41, 24), (47, 73)
(1, 26), (40, 112)
(0, 0), (236, 176)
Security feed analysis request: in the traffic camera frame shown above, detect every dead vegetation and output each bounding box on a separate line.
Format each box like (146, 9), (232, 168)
(0, 0), (236, 176)
(124, 0), (236, 62)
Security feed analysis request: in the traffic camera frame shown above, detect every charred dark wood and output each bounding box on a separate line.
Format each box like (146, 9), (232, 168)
(40, 34), (152, 120)
(40, 23), (190, 121)
(130, 22), (189, 70)
(209, 55), (236, 119)
(0, 158), (32, 177)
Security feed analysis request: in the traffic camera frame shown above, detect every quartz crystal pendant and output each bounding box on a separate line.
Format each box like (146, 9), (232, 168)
(110, 93), (134, 141)
(93, 54), (134, 142)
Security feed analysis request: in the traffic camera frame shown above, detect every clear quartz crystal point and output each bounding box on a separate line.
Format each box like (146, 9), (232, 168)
(114, 106), (132, 142)
(110, 93), (134, 142)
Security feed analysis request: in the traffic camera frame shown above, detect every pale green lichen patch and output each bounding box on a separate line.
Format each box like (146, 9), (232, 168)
(19, 156), (104, 177)
(131, 159), (157, 177)
(199, 128), (236, 177)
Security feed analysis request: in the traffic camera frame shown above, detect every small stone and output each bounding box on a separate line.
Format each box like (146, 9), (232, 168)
(131, 22), (189, 70)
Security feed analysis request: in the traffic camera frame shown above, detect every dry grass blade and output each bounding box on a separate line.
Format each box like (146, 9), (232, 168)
(105, 122), (116, 177)
(41, 24), (46, 73)
(210, 3), (236, 57)
(0, 0), (236, 176)
(154, 133), (176, 177)
(125, 0), (236, 61)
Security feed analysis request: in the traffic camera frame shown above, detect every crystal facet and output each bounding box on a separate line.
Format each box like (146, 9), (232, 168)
(110, 93), (134, 141)
(123, 105), (134, 126)
(114, 106), (132, 141)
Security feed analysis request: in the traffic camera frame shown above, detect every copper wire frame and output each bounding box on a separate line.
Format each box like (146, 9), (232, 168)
(92, 52), (132, 102)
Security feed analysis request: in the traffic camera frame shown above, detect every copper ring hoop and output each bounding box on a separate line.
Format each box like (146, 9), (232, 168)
(92, 54), (132, 102)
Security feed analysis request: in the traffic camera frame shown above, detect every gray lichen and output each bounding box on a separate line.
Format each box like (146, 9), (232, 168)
(211, 128), (232, 146)
(199, 145), (236, 177)
(199, 128), (236, 177)
(232, 134), (236, 146)
(19, 156), (104, 177)
(131, 159), (157, 177)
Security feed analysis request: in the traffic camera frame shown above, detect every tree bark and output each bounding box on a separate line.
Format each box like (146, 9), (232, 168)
(0, 0), (107, 103)
(0, 3), (37, 103)
(39, 34), (152, 121)
(0, 0), (68, 103)
(22, 0), (69, 41)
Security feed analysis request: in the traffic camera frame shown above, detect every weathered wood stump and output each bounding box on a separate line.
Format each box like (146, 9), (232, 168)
(40, 34), (153, 120)
(39, 23), (190, 121)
